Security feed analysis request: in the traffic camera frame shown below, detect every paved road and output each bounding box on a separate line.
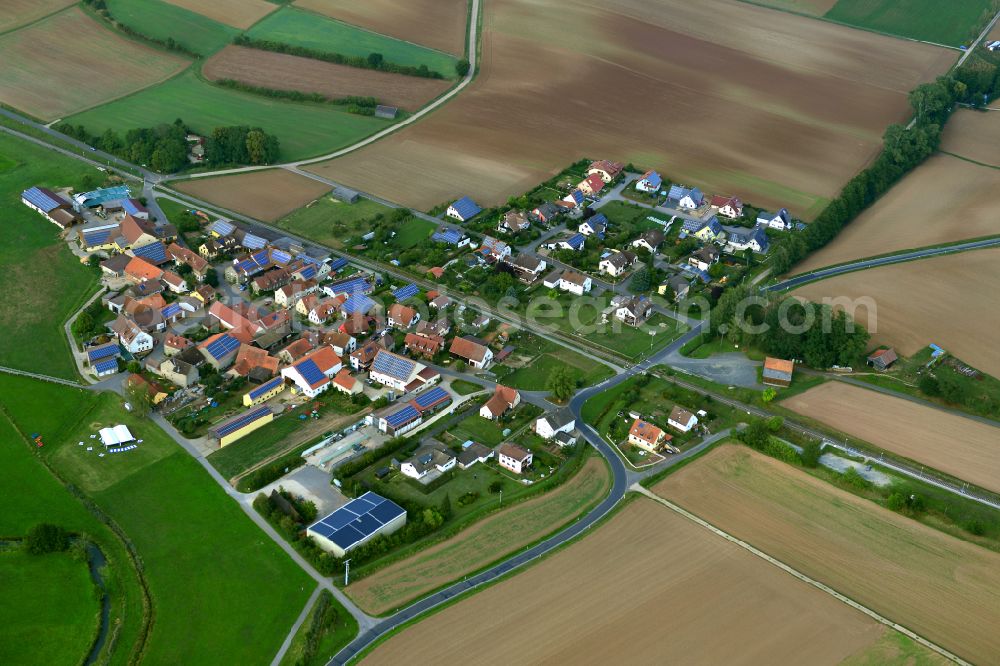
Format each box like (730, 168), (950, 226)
(767, 237), (1000, 292)
(957, 9), (1000, 68)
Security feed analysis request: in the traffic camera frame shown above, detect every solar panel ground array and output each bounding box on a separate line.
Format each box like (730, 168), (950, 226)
(308, 491), (405, 552)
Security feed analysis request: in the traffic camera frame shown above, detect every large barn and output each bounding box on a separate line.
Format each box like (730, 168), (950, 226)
(306, 492), (406, 557)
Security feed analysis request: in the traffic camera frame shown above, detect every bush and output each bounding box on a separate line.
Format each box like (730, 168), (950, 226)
(800, 440), (822, 468)
(840, 467), (872, 490)
(964, 519), (987, 536)
(234, 36), (447, 79)
(25, 524), (70, 555)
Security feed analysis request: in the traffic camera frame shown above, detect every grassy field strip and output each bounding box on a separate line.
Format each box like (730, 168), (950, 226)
(633, 484), (968, 665)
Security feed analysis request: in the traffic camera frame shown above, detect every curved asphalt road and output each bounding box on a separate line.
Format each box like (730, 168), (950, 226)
(767, 237), (1000, 292)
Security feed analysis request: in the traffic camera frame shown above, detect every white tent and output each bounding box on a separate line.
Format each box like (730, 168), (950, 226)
(99, 425), (135, 447)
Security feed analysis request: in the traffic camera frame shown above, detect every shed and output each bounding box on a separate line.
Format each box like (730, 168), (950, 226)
(375, 105), (398, 119)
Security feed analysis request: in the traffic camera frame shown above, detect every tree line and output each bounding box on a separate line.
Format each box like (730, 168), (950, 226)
(212, 79), (383, 115)
(233, 35), (447, 80)
(57, 119), (280, 172)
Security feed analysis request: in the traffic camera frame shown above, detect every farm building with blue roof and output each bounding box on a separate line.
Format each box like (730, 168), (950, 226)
(446, 197), (481, 222)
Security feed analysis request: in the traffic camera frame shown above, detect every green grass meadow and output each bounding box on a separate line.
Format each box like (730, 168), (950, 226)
(0, 132), (101, 380)
(104, 0), (237, 55)
(248, 7), (458, 76)
(65, 69), (389, 162)
(0, 551), (99, 666)
(0, 374), (316, 664)
(824, 0), (993, 46)
(276, 195), (394, 248)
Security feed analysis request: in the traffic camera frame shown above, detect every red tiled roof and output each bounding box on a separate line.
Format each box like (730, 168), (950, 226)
(124, 256), (164, 282)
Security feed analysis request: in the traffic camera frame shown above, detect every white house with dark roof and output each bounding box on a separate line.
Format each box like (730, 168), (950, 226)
(599, 250), (637, 277)
(756, 208), (792, 231)
(558, 271), (592, 295)
(725, 226), (770, 254)
(536, 413), (576, 440)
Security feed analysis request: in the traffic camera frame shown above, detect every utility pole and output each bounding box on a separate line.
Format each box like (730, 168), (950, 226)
(499, 489), (503, 508)
(344, 559), (351, 587)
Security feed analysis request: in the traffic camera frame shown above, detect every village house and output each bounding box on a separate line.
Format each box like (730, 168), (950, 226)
(599, 250), (637, 278)
(505, 253), (547, 283)
(710, 195), (743, 219)
(323, 330), (356, 357)
(228, 344), (279, 381)
(682, 217), (724, 242)
(447, 196), (481, 222)
(668, 405), (699, 433)
(332, 368), (362, 396)
(163, 334), (192, 357)
(756, 208), (792, 231)
(628, 418), (670, 453)
(199, 332), (247, 370)
(387, 303), (420, 329)
(577, 173), (606, 197)
(480, 385), (520, 420)
(586, 160), (624, 183)
(725, 226), (770, 254)
(123, 256), (164, 284)
(535, 412), (576, 440)
(275, 279), (318, 308)
(560, 189), (585, 209)
(369, 349), (438, 392)
(631, 229), (665, 254)
(449, 336), (494, 369)
(158, 357), (199, 388)
(607, 295), (653, 327)
(417, 319), (451, 338)
(578, 213), (609, 238)
(400, 440), (456, 480)
(308, 299), (341, 325)
(281, 346), (342, 398)
(688, 245), (720, 272)
(166, 243), (209, 279)
(661, 275), (690, 301)
(635, 170), (662, 193)
(405, 332), (443, 357)
(530, 202), (562, 224)
(111, 316), (154, 355)
(21, 186), (80, 229)
(458, 442), (494, 469)
(479, 236), (512, 261)
(497, 443), (533, 474)
(558, 271), (592, 295)
(498, 210), (530, 234)
(543, 232), (586, 252)
(277, 338), (313, 365)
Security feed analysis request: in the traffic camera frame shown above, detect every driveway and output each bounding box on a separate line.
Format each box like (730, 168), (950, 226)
(259, 464), (348, 516)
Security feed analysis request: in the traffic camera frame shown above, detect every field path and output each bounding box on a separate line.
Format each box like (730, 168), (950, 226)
(957, 7), (1000, 67)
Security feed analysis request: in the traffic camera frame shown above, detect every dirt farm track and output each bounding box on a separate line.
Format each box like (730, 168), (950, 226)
(307, 0), (955, 215)
(656, 446), (1000, 665)
(783, 382), (1000, 493)
(365, 498), (891, 664)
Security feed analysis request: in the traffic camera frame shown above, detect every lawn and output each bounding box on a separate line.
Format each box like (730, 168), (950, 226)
(494, 345), (613, 391)
(276, 195), (393, 248)
(280, 590), (359, 666)
(247, 7), (458, 77)
(64, 69), (390, 162)
(393, 217), (436, 249)
(0, 551), (99, 666)
(0, 132), (102, 379)
(104, 0), (239, 55)
(824, 0), (992, 46)
(0, 375), (317, 664)
(449, 380), (484, 396)
(448, 404), (542, 446)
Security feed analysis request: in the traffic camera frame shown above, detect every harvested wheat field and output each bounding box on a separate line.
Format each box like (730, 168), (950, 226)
(794, 154), (1000, 271)
(941, 108), (1000, 167)
(793, 247), (1000, 378)
(783, 382), (1000, 491)
(203, 46), (452, 111)
(172, 170), (331, 222)
(366, 498), (888, 664)
(656, 445), (1000, 664)
(744, 0), (837, 14)
(307, 0), (953, 214)
(347, 456), (610, 615)
(0, 0), (76, 33)
(163, 0), (277, 30)
(0, 7), (188, 121)
(294, 0), (468, 55)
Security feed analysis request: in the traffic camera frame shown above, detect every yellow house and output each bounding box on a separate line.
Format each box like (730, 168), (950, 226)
(210, 406), (274, 447)
(243, 377), (286, 407)
(693, 220), (723, 242)
(80, 224), (119, 252)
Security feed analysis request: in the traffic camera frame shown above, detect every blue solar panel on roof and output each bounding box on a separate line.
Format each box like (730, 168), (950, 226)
(329, 277), (367, 294)
(321, 510), (357, 531)
(23, 187), (65, 213)
(248, 377), (282, 400)
(393, 283), (419, 301)
(93, 358), (119, 374)
(308, 492), (404, 551)
(372, 352), (415, 381)
(309, 522), (336, 539)
(328, 525), (365, 550)
(215, 406), (270, 437)
(361, 491), (386, 506)
(369, 501), (402, 524)
(351, 513), (381, 536)
(83, 229), (113, 246)
(133, 242), (167, 264)
(161, 303), (181, 319)
(87, 343), (119, 362)
(210, 220), (235, 236)
(329, 258), (349, 272)
(341, 293), (373, 315)
(413, 387), (449, 409)
(385, 405), (420, 428)
(206, 334), (240, 360)
(295, 358), (326, 386)
(242, 233), (266, 250)
(450, 197), (481, 219)
(298, 265), (317, 280)
(347, 496), (376, 512)
(271, 250), (292, 265)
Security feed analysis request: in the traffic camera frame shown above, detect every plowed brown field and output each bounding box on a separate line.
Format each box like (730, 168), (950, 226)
(0, 0), (75, 33)
(794, 154), (1000, 271)
(0, 7), (188, 121)
(782, 382), (1000, 492)
(941, 107), (1000, 167)
(202, 46), (452, 111)
(366, 498), (886, 664)
(172, 170), (331, 222)
(656, 445), (1000, 664)
(792, 247), (1000, 377)
(306, 0), (953, 214)
(163, 0), (277, 30)
(294, 0), (468, 55)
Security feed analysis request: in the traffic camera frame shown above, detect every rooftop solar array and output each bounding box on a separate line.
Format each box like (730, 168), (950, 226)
(22, 186), (66, 213)
(431, 228), (463, 245)
(298, 265), (318, 281)
(87, 342), (120, 362)
(248, 376), (284, 401)
(412, 386), (450, 411)
(393, 283), (419, 302)
(122, 199), (146, 216)
(210, 219), (236, 236)
(214, 406), (271, 438)
(161, 303), (182, 319)
(327, 276), (368, 296)
(384, 405), (421, 429)
(341, 293), (374, 315)
(271, 249), (292, 265)
(295, 358), (327, 387)
(589, 213), (608, 227)
(132, 241), (167, 264)
(205, 334), (240, 360)
(251, 249), (270, 266)
(82, 227), (115, 247)
(242, 233), (267, 250)
(566, 233), (585, 250)
(449, 196), (481, 220)
(371, 351), (415, 381)
(329, 258), (349, 272)
(93, 358), (119, 374)
(308, 492), (405, 552)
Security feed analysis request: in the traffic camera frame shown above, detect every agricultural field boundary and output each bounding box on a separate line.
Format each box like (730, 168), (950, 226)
(631, 485), (969, 665)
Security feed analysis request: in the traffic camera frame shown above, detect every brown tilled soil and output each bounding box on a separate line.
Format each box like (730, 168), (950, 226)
(0, 0), (75, 33)
(345, 457), (611, 615)
(306, 0), (953, 214)
(941, 108), (1000, 167)
(782, 382), (1000, 492)
(294, 0), (468, 55)
(792, 247), (1000, 378)
(365, 497), (885, 664)
(793, 153), (1000, 272)
(172, 169), (331, 222)
(202, 46), (452, 111)
(655, 445), (1000, 664)
(163, 0), (277, 30)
